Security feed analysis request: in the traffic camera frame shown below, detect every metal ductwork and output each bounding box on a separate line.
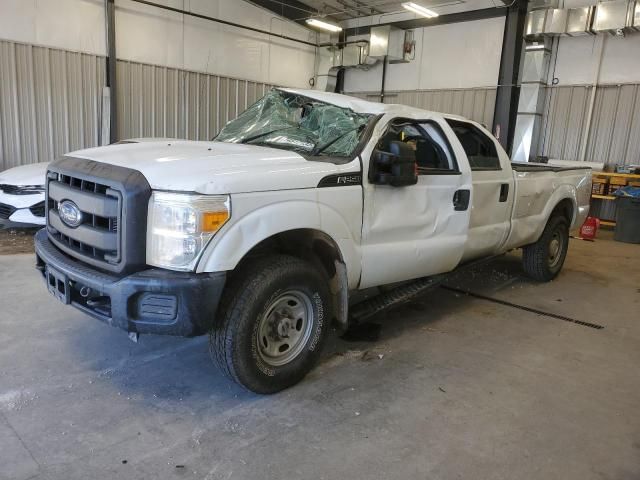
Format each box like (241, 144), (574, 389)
(511, 42), (551, 163)
(368, 25), (414, 63)
(525, 0), (640, 37)
(318, 26), (416, 92)
(328, 43), (372, 68)
(566, 6), (595, 36)
(323, 25), (415, 69)
(593, 0), (640, 34)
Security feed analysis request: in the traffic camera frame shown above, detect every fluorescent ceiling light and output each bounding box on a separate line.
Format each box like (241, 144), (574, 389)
(306, 18), (343, 32)
(402, 2), (439, 18)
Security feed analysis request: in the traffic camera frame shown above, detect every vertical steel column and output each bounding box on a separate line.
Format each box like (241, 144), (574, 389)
(492, 0), (528, 155)
(105, 0), (117, 143)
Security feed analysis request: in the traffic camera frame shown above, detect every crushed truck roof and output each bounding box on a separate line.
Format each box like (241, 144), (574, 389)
(279, 87), (468, 122)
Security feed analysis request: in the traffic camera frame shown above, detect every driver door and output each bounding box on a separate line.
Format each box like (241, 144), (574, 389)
(359, 117), (473, 289)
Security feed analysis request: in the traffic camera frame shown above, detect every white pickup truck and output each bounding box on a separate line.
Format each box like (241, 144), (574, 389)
(35, 88), (591, 393)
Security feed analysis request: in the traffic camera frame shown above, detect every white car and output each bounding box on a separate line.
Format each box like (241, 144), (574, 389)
(0, 162), (49, 228)
(34, 88), (592, 393)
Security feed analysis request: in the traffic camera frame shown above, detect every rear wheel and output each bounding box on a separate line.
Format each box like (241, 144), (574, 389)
(522, 215), (569, 282)
(210, 255), (331, 394)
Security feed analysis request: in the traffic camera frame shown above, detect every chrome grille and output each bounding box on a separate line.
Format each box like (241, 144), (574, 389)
(47, 172), (122, 266)
(45, 157), (151, 275)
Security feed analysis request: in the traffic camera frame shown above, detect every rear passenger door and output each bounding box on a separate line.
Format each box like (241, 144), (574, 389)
(359, 118), (473, 288)
(446, 119), (515, 262)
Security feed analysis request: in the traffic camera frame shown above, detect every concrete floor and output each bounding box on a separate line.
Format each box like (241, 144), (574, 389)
(1, 233), (639, 480)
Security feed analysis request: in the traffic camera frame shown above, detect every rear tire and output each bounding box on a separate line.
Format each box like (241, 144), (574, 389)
(522, 215), (569, 282)
(210, 255), (331, 394)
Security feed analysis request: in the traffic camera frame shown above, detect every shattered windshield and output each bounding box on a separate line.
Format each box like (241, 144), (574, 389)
(215, 89), (372, 158)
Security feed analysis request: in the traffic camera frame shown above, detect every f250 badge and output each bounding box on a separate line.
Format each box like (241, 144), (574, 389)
(317, 174), (362, 188)
(58, 200), (84, 228)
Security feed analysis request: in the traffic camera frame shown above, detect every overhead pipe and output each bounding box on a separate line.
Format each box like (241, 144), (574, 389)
(317, 39), (369, 47)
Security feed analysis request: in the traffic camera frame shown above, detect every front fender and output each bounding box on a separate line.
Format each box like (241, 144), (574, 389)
(196, 199), (361, 288)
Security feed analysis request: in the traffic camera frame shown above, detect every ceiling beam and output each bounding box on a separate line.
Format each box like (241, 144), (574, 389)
(250, 0), (385, 23)
(336, 0), (383, 17)
(248, 0), (319, 25)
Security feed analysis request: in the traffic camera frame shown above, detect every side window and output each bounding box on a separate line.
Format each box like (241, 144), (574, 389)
(376, 120), (458, 174)
(445, 119), (501, 170)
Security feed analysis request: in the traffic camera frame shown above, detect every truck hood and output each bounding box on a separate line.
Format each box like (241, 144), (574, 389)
(67, 140), (358, 194)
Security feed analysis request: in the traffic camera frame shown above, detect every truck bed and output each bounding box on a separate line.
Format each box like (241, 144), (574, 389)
(504, 164), (592, 251)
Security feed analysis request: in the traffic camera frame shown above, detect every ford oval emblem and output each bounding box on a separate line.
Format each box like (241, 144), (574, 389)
(59, 200), (83, 228)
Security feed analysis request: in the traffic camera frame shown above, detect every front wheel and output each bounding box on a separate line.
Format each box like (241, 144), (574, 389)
(210, 255), (331, 394)
(522, 215), (569, 282)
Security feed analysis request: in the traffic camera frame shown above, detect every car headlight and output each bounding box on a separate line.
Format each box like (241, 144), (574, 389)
(147, 192), (230, 271)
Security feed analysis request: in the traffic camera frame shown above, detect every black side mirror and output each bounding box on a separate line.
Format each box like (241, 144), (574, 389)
(370, 140), (418, 187)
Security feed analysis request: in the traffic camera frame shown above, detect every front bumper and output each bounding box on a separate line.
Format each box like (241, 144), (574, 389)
(0, 191), (46, 228)
(34, 229), (226, 336)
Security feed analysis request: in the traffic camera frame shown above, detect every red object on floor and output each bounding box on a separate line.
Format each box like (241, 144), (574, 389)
(580, 216), (600, 240)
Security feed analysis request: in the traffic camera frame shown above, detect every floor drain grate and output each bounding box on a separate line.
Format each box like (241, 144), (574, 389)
(441, 286), (604, 330)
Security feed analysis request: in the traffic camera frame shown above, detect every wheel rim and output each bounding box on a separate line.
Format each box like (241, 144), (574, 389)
(257, 290), (314, 367)
(548, 230), (564, 268)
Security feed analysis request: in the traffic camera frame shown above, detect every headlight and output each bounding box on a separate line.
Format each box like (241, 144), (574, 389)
(147, 192), (230, 270)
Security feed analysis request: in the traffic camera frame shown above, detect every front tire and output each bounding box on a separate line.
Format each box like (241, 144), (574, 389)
(210, 255), (331, 394)
(522, 215), (569, 282)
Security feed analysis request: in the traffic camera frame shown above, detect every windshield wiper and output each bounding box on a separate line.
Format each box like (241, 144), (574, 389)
(311, 124), (366, 156)
(240, 127), (294, 144)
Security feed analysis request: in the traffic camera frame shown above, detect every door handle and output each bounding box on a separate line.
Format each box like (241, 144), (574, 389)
(499, 183), (509, 202)
(453, 189), (470, 211)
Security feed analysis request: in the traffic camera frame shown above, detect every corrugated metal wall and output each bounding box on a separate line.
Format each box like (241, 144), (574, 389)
(349, 84), (640, 167)
(2, 37), (639, 172)
(538, 83), (640, 166)
(0, 40), (273, 171)
(0, 39), (105, 170)
(345, 88), (498, 129)
(116, 60), (272, 141)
